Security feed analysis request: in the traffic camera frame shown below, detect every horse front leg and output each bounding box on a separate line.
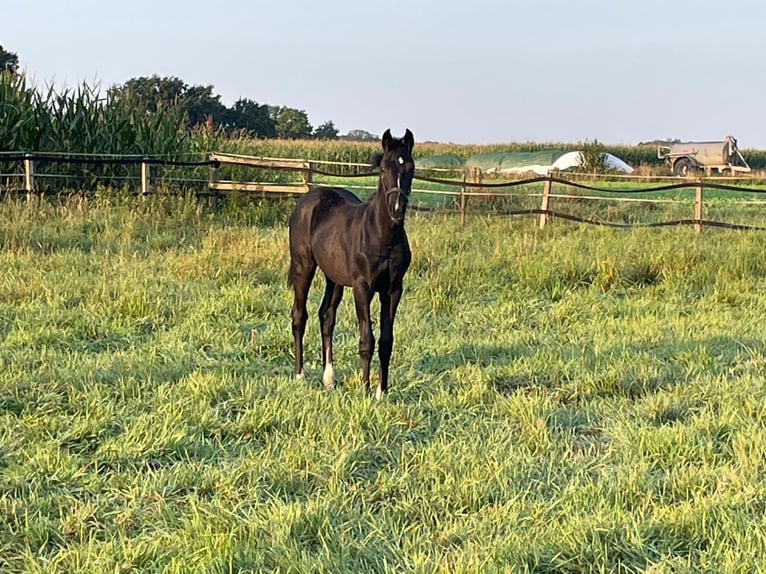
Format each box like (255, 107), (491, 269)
(352, 282), (375, 395)
(318, 278), (344, 390)
(377, 287), (403, 400)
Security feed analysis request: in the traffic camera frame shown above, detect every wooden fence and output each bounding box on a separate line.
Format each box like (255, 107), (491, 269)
(3, 151), (766, 232)
(205, 152), (766, 233)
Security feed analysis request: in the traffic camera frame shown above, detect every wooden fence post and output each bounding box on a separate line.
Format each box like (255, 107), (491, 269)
(460, 170), (467, 225)
(539, 175), (552, 229)
(24, 154), (35, 201)
(470, 167), (482, 218)
(695, 181), (704, 234)
(208, 161), (220, 206)
(302, 161), (313, 192)
(209, 163), (220, 187)
(141, 158), (150, 196)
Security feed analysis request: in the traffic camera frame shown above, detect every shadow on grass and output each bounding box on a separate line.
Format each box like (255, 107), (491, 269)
(416, 335), (765, 404)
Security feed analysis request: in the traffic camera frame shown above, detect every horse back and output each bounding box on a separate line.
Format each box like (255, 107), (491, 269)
(288, 186), (363, 263)
(313, 186), (362, 213)
(299, 186), (364, 230)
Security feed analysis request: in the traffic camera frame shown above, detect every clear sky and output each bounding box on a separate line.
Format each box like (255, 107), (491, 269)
(4, 0), (766, 147)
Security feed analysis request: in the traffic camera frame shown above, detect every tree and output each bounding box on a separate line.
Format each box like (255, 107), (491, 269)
(0, 45), (19, 75)
(270, 106), (313, 139)
(340, 129), (378, 142)
(183, 84), (226, 127)
(577, 139), (608, 173)
(108, 75), (185, 111)
(108, 75), (226, 128)
(222, 98), (276, 138)
(313, 121), (339, 140)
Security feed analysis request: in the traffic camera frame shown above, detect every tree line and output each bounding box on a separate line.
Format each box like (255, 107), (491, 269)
(0, 45), (379, 142)
(106, 75), (341, 140)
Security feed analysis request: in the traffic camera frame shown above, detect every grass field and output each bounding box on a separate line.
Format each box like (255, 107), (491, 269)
(2, 194), (766, 572)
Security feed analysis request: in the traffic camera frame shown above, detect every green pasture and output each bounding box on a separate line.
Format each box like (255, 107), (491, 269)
(1, 195), (766, 572)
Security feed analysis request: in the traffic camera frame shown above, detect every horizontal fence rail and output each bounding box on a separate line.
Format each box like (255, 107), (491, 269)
(1, 151), (766, 231)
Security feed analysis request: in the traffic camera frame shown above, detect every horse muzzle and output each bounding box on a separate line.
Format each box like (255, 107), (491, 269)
(387, 187), (410, 224)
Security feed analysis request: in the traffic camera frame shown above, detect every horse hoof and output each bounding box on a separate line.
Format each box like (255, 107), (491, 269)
(295, 372), (305, 381)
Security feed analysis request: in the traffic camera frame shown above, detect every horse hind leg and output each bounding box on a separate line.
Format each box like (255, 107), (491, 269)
(289, 257), (316, 380)
(351, 282), (375, 395)
(377, 287), (403, 400)
(318, 277), (344, 390)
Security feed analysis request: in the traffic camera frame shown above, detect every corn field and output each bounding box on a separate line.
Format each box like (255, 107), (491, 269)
(0, 73), (203, 192)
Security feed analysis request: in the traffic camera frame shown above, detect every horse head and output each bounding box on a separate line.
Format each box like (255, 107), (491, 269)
(373, 128), (415, 225)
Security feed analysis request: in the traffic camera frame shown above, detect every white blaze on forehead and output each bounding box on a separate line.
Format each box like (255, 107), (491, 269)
(398, 156), (404, 164)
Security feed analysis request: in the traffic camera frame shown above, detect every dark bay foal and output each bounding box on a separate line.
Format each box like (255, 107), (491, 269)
(287, 129), (415, 399)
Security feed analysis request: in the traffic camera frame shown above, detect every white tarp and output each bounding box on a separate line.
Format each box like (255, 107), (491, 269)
(491, 151), (634, 175)
(552, 151), (635, 174)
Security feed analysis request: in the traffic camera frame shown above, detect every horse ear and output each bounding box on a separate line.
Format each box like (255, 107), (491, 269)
(381, 129), (392, 150)
(403, 129), (414, 152)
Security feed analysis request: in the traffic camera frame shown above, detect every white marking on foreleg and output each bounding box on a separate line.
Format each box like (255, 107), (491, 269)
(322, 347), (335, 389)
(375, 386), (384, 401)
(322, 363), (335, 389)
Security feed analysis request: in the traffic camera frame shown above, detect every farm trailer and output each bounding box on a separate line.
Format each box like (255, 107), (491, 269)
(658, 136), (750, 177)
